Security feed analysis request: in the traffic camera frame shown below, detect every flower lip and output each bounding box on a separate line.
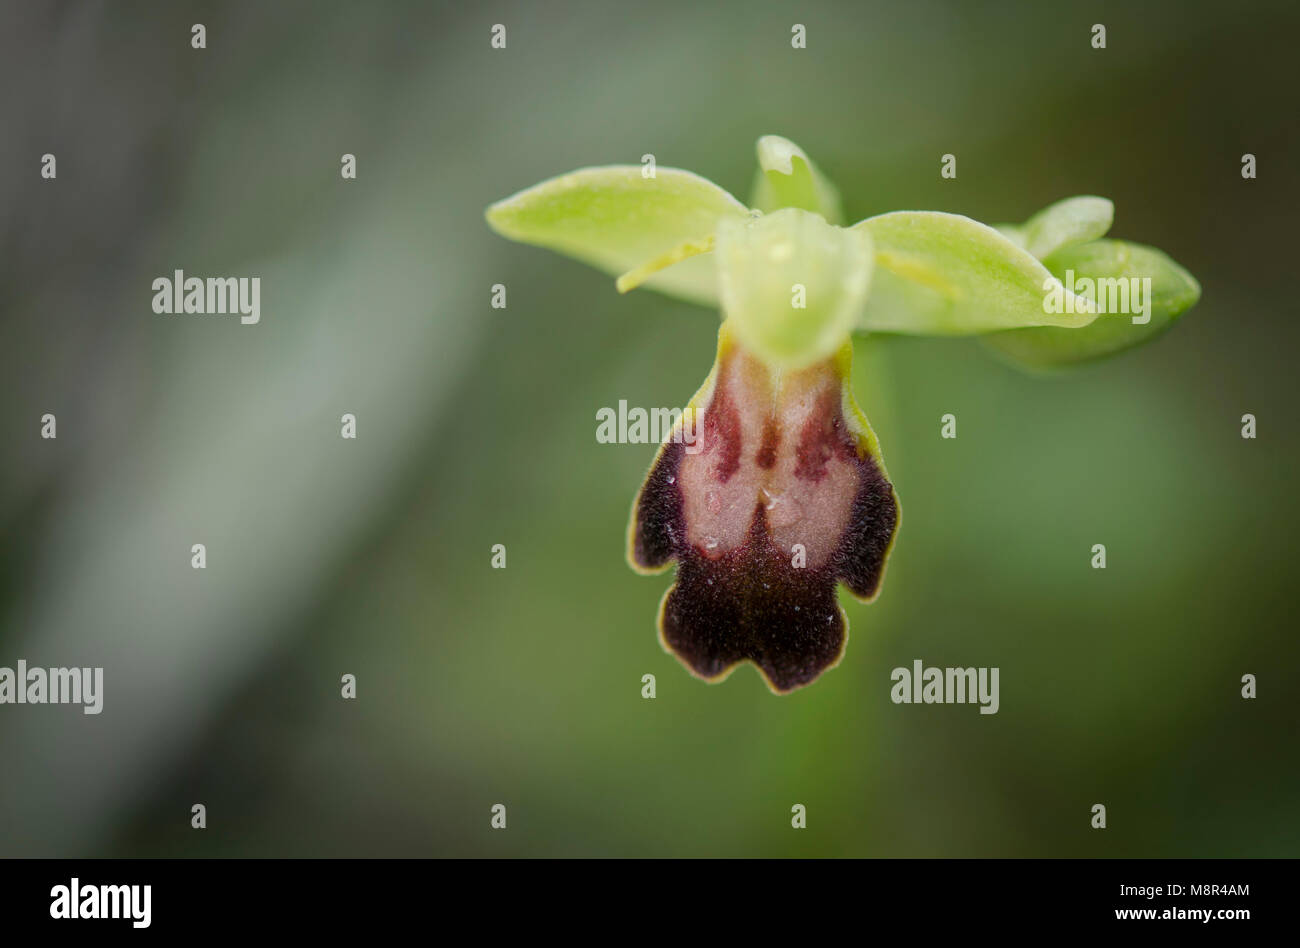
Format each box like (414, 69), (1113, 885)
(629, 323), (899, 693)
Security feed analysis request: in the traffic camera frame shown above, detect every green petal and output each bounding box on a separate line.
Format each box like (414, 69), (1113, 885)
(749, 135), (844, 225)
(716, 208), (873, 369)
(486, 165), (749, 306)
(997, 196), (1114, 260)
(852, 211), (1097, 334)
(981, 239), (1201, 370)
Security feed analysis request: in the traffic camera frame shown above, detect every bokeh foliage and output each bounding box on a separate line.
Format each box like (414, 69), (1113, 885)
(0, 0), (1296, 856)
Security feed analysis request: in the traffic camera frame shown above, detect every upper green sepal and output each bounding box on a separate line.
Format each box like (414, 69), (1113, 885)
(749, 135), (844, 225)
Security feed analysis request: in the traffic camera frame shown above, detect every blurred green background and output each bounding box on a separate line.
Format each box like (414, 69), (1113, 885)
(1, 0), (1296, 857)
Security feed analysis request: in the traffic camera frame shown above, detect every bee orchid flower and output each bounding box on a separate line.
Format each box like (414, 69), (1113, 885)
(486, 135), (1200, 692)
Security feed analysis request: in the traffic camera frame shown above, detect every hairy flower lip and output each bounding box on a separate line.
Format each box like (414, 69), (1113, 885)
(628, 322), (899, 693)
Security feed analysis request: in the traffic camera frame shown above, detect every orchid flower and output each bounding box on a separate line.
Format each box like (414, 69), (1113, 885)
(485, 135), (1200, 692)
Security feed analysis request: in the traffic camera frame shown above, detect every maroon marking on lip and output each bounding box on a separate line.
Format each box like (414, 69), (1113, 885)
(631, 440), (686, 570)
(755, 420), (778, 469)
(793, 389), (842, 482)
(703, 385), (742, 483)
(831, 448), (897, 600)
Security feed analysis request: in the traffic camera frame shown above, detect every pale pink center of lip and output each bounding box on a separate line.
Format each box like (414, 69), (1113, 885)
(678, 345), (860, 570)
